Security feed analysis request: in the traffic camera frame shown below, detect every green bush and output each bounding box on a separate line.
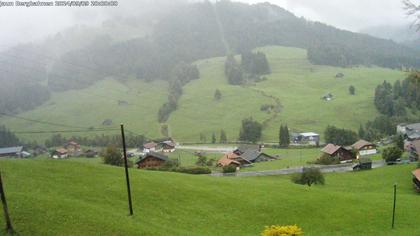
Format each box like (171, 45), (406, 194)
(176, 166), (211, 174)
(222, 165), (237, 173)
(102, 145), (124, 167)
(382, 146), (403, 164)
(314, 154), (340, 165)
(292, 167), (325, 187)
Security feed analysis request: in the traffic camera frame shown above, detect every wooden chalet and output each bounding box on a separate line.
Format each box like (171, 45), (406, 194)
(64, 141), (81, 156)
(412, 169), (420, 192)
(352, 140), (377, 158)
(136, 152), (169, 169)
(321, 144), (354, 161)
(161, 141), (176, 153)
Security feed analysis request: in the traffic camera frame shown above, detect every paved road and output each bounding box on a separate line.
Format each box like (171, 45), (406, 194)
(210, 160), (386, 177)
(177, 145), (235, 153)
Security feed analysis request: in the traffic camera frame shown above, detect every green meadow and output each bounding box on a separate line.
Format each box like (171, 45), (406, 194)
(0, 159), (419, 235)
(0, 46), (406, 143)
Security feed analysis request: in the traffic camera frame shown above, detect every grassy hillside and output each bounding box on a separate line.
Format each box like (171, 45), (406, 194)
(0, 159), (419, 235)
(0, 46), (406, 143)
(169, 46), (406, 142)
(0, 79), (168, 142)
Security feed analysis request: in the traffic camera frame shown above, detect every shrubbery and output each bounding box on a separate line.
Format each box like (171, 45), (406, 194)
(146, 165), (211, 175)
(382, 146), (403, 164)
(314, 154), (340, 165)
(222, 165), (237, 173)
(292, 167), (325, 187)
(261, 225), (303, 236)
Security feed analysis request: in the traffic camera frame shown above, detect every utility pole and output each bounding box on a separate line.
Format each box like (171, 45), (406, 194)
(392, 183), (397, 229)
(0, 171), (14, 234)
(120, 124), (133, 216)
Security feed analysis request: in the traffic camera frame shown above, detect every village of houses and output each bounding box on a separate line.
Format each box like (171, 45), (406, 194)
(1, 123), (420, 191)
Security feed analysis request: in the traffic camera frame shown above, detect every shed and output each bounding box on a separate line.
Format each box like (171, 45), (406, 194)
(0, 146), (24, 157)
(239, 150), (276, 163)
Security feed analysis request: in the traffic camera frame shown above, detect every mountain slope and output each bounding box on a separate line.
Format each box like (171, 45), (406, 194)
(0, 46), (406, 142)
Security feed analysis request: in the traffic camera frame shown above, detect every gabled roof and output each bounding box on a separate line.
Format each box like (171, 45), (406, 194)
(217, 157), (240, 167)
(138, 152), (169, 163)
(0, 146), (23, 155)
(143, 142), (157, 149)
(321, 144), (341, 155)
(54, 148), (68, 154)
(352, 140), (375, 150)
(240, 150), (274, 162)
(235, 144), (260, 154)
(224, 152), (240, 160)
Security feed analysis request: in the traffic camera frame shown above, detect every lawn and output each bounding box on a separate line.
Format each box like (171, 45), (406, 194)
(241, 148), (321, 172)
(0, 159), (419, 235)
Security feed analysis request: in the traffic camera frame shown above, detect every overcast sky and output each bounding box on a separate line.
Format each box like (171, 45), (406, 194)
(0, 0), (415, 50)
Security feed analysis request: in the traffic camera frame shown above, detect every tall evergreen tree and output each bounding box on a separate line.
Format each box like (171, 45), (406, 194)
(220, 129), (227, 143)
(211, 132), (216, 144)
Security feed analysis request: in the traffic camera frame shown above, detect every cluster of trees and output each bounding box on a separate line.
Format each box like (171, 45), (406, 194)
(195, 155), (215, 167)
(241, 51), (271, 76)
(44, 133), (146, 148)
(368, 72), (420, 140)
(158, 63), (199, 122)
(198, 130), (228, 144)
(224, 54), (244, 85)
(358, 116), (396, 141)
(239, 117), (263, 143)
(279, 124), (290, 147)
(224, 51), (271, 85)
(324, 125), (358, 146)
(0, 125), (21, 148)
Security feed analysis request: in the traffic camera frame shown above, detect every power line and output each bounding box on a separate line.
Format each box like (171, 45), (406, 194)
(13, 128), (120, 134)
(0, 112), (118, 130)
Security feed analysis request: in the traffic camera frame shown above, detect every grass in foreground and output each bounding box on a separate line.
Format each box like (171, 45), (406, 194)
(0, 159), (419, 235)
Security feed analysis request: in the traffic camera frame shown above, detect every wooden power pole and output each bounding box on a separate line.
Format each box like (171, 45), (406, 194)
(120, 124), (134, 216)
(0, 171), (14, 234)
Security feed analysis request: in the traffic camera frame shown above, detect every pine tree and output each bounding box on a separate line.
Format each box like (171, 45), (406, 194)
(220, 129), (227, 143)
(358, 124), (366, 139)
(279, 124), (290, 147)
(211, 132), (216, 144)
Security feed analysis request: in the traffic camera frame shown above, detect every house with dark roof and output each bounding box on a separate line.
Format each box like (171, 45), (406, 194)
(239, 150), (276, 163)
(321, 144), (354, 161)
(161, 141), (176, 153)
(136, 152), (169, 169)
(0, 146), (24, 157)
(352, 140), (377, 158)
(233, 144), (262, 155)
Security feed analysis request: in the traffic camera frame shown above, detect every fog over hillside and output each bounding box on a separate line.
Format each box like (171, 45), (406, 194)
(0, 0), (417, 50)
